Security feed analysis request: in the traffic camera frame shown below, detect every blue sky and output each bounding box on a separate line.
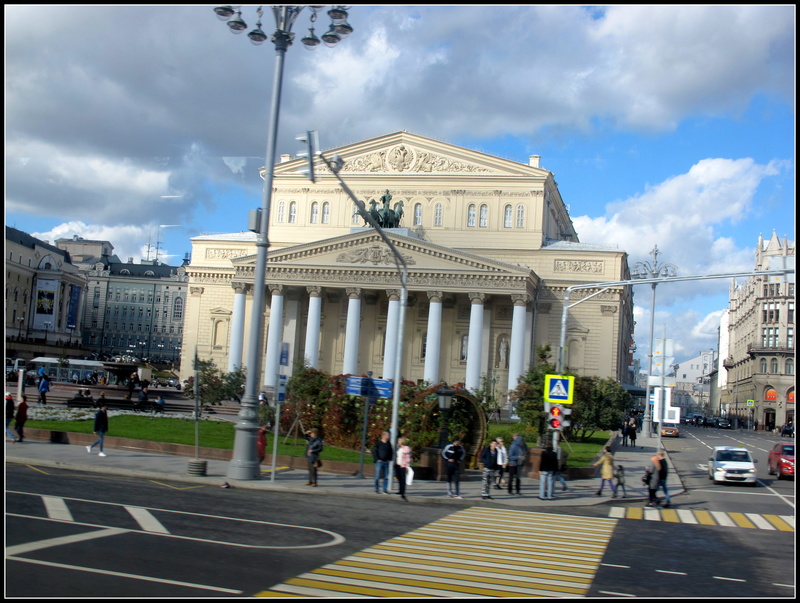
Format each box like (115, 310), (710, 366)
(5, 5), (795, 368)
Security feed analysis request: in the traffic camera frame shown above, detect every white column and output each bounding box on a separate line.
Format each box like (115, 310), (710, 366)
(343, 287), (362, 375)
(264, 284), (284, 389)
(465, 292), (486, 391)
(304, 286), (322, 368)
(228, 282), (248, 372)
(383, 289), (400, 379)
(424, 291), (444, 384)
(507, 294), (530, 395)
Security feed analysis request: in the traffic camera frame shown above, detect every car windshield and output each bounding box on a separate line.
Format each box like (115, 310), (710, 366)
(780, 445), (794, 457)
(663, 423), (677, 428)
(718, 451), (751, 462)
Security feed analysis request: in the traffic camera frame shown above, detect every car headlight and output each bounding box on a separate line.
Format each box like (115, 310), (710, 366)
(747, 468), (756, 473)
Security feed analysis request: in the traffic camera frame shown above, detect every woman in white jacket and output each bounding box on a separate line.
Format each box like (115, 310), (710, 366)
(494, 437), (508, 489)
(395, 438), (412, 502)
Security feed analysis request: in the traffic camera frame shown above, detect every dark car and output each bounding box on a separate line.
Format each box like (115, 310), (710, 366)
(768, 443), (794, 479)
(717, 419), (732, 429)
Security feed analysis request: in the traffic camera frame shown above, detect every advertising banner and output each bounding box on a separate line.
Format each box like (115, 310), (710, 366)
(66, 284), (81, 329)
(33, 279), (58, 331)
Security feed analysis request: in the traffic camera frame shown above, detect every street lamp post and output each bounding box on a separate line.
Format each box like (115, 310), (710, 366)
(436, 385), (455, 449)
(631, 245), (678, 440)
(213, 5), (353, 480)
(43, 321), (52, 345)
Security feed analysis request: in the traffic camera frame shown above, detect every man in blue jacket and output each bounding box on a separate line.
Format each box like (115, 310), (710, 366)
(442, 437), (466, 499)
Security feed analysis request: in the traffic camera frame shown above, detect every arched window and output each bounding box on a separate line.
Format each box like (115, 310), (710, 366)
(288, 202), (297, 223)
(771, 358), (779, 373)
(760, 358), (768, 373)
(479, 204), (488, 228)
(516, 204), (525, 228)
(504, 205), (513, 228)
(413, 203), (423, 226)
(786, 358), (794, 375)
(322, 202), (330, 224)
(310, 202), (319, 223)
(173, 297), (183, 321)
(434, 203), (443, 226)
(467, 204), (476, 227)
(277, 201), (286, 223)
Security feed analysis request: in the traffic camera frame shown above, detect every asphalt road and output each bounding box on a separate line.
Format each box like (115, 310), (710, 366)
(6, 456), (795, 598)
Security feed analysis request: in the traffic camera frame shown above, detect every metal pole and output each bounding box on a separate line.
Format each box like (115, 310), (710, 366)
(227, 30), (290, 481)
(357, 373), (374, 479)
(643, 283), (657, 438)
(658, 323), (667, 450)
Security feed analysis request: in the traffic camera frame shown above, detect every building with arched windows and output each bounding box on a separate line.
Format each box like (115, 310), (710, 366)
(721, 232), (795, 429)
(180, 132), (635, 412)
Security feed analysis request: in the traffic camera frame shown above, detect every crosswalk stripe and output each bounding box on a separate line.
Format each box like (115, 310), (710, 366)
(260, 508), (616, 597)
(42, 496), (74, 522)
(125, 506), (169, 534)
(608, 507), (794, 531)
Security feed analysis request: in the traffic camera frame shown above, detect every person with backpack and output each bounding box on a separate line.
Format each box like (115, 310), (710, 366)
(442, 437), (466, 499)
(507, 433), (528, 495)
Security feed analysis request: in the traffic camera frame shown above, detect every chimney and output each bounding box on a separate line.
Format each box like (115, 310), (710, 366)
(529, 155), (541, 168)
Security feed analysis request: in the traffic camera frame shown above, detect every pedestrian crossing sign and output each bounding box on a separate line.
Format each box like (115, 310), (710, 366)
(545, 374), (574, 405)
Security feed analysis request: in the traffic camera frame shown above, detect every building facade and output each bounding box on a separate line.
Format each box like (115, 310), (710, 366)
(180, 132), (635, 410)
(54, 236), (189, 363)
(671, 349), (717, 415)
(6, 226), (87, 345)
(722, 232), (795, 429)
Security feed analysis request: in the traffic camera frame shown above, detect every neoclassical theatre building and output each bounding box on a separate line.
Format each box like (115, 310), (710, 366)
(181, 132), (634, 411)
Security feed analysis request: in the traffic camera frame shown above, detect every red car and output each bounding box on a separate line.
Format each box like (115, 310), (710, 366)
(768, 442), (795, 480)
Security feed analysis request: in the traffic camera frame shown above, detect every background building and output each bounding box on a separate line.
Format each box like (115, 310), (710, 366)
(722, 232), (795, 430)
(55, 236), (189, 364)
(671, 349), (717, 415)
(180, 132), (635, 412)
(6, 226), (87, 349)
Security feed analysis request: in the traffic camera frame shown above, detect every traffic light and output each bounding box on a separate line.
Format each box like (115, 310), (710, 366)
(296, 130), (319, 183)
(561, 406), (572, 429)
(548, 404), (564, 430)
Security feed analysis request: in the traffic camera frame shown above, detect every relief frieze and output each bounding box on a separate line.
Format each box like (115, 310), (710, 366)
(331, 145), (492, 174)
(554, 259), (604, 273)
(205, 248), (249, 260)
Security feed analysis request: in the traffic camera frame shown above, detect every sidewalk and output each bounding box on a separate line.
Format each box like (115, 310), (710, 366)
(5, 435), (683, 508)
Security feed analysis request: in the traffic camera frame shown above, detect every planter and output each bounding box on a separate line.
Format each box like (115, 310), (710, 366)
(187, 459), (208, 476)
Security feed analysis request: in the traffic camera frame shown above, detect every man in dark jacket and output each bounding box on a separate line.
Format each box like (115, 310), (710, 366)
(442, 438), (466, 499)
(480, 441), (499, 499)
(372, 431), (394, 494)
(539, 444), (559, 500)
(87, 403), (109, 456)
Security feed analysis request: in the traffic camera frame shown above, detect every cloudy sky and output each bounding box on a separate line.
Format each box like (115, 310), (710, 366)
(5, 5), (795, 368)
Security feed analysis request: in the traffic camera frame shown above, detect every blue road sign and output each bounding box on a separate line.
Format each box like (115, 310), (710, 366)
(346, 376), (393, 399)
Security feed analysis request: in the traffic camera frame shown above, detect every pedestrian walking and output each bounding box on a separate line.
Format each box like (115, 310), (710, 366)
(442, 437), (466, 498)
(372, 431), (393, 494)
(629, 423), (638, 448)
(257, 424), (268, 465)
(479, 440), (499, 499)
(86, 403), (109, 456)
(395, 437), (412, 502)
(615, 465), (627, 498)
(494, 437), (508, 489)
(37, 375), (50, 405)
(594, 445), (618, 498)
(645, 455), (660, 506)
(6, 392), (17, 442)
(507, 433), (528, 495)
(621, 421), (629, 447)
(13, 394), (29, 443)
(303, 428), (323, 486)
(654, 450), (671, 507)
(539, 444), (559, 500)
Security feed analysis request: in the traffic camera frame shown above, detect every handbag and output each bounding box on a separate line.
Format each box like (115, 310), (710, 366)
(642, 469), (651, 485)
(313, 459), (322, 468)
(405, 466), (414, 486)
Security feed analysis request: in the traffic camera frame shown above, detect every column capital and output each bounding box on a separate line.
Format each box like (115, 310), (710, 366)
(268, 283), (285, 295)
(427, 290), (444, 303)
(386, 289), (401, 302)
(468, 292), (486, 305)
(511, 293), (530, 307)
(231, 281), (250, 295)
(346, 287), (362, 300)
(306, 285), (323, 297)
(190, 286), (204, 296)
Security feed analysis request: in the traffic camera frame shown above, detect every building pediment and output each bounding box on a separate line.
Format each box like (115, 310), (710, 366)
(273, 131), (550, 178)
(231, 230), (536, 295)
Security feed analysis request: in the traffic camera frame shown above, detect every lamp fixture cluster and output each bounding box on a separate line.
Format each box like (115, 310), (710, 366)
(213, 5), (352, 48)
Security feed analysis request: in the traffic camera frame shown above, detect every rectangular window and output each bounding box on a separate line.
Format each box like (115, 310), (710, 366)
(788, 328), (794, 348)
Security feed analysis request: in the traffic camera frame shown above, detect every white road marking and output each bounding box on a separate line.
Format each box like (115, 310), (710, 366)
(677, 510), (697, 524)
(710, 511), (736, 527)
(6, 556), (243, 594)
(6, 528), (127, 556)
(42, 496), (74, 522)
(713, 576), (746, 582)
(125, 506), (170, 534)
(608, 507), (626, 519)
(597, 591), (636, 597)
(656, 569), (687, 575)
(745, 513), (775, 530)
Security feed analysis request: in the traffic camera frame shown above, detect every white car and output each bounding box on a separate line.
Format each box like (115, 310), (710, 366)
(708, 446), (758, 486)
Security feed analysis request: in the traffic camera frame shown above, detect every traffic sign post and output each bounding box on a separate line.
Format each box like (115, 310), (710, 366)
(544, 374), (575, 461)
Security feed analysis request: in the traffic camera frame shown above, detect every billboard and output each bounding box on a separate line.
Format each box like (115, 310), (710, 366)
(33, 279), (58, 331)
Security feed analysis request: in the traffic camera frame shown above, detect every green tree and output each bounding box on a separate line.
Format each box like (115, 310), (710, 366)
(569, 376), (631, 441)
(470, 375), (503, 422)
(185, 360), (246, 408)
(508, 345), (557, 437)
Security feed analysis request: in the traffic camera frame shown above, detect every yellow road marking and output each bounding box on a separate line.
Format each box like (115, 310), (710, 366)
(727, 512), (757, 529)
(692, 510), (717, 526)
(763, 515), (794, 532)
(660, 508), (680, 523)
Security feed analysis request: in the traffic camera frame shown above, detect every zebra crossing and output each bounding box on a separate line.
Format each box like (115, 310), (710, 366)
(608, 506), (795, 531)
(256, 507), (617, 598)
